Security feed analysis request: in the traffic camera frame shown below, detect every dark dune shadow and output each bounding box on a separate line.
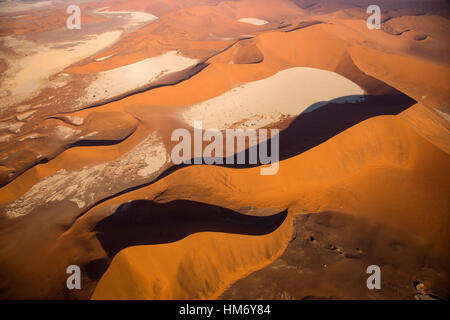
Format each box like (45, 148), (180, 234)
(70, 139), (131, 147)
(94, 200), (287, 260)
(277, 23), (293, 29)
(85, 258), (109, 280)
(300, 94), (365, 114)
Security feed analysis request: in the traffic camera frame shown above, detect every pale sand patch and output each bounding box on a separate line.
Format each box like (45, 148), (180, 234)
(182, 67), (365, 130)
(78, 51), (198, 107)
(18, 133), (42, 142)
(0, 134), (12, 143)
(95, 55), (113, 62)
(62, 116), (85, 126)
(96, 10), (158, 31)
(2, 133), (168, 218)
(0, 1), (52, 14)
(16, 110), (35, 121)
(9, 121), (23, 133)
(15, 105), (31, 113)
(0, 121), (23, 133)
(0, 31), (123, 110)
(54, 125), (81, 140)
(49, 73), (71, 89)
(80, 131), (98, 139)
(238, 18), (269, 26)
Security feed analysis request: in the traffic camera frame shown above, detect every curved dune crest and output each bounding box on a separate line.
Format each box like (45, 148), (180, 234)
(182, 67), (364, 129)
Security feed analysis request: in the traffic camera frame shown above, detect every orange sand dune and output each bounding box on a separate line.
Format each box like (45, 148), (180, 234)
(91, 211), (293, 299)
(62, 114), (448, 299)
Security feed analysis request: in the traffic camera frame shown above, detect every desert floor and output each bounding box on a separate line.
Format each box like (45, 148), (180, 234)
(0, 0), (448, 300)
